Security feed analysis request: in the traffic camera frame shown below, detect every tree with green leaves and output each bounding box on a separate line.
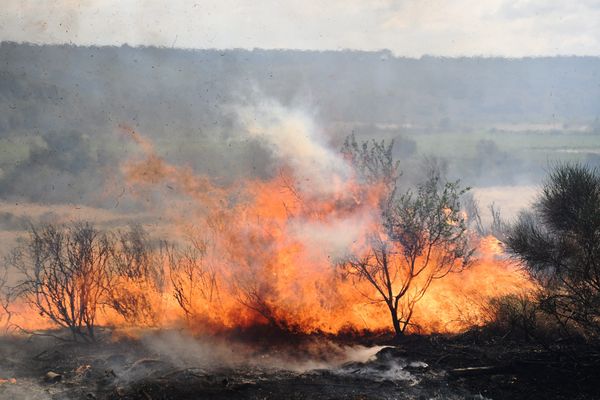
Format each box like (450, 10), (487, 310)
(341, 135), (473, 336)
(506, 163), (600, 340)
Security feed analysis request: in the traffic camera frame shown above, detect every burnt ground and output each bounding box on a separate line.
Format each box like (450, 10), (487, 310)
(0, 328), (599, 400)
(392, 332), (600, 400)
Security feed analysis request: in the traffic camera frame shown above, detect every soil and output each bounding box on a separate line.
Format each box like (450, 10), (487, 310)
(392, 332), (600, 400)
(0, 328), (598, 400)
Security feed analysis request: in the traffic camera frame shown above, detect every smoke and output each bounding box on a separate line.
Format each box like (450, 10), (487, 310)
(0, 42), (594, 341)
(234, 98), (378, 259)
(237, 99), (351, 196)
(138, 330), (383, 373)
(1, 43), (598, 211)
(286, 210), (375, 262)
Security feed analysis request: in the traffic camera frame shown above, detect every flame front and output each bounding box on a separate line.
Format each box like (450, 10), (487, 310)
(5, 121), (536, 337)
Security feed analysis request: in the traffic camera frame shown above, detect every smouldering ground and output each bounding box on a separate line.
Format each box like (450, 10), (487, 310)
(0, 330), (481, 400)
(2, 328), (600, 400)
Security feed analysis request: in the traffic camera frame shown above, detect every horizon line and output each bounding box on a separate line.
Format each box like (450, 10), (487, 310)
(2, 40), (600, 60)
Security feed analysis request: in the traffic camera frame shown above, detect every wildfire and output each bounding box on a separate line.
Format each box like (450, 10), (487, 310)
(2, 122), (536, 337)
(413, 236), (535, 332)
(118, 127), (535, 335)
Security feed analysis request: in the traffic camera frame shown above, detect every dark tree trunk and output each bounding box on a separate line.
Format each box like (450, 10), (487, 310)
(389, 305), (403, 337)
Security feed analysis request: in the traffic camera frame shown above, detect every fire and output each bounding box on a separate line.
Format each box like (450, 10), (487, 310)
(2, 125), (536, 337)
(115, 129), (535, 335)
(412, 236), (536, 332)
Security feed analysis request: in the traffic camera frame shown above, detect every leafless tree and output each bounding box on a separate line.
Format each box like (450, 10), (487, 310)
(204, 199), (291, 330)
(11, 222), (113, 341)
(461, 192), (507, 240)
(233, 269), (285, 329)
(107, 225), (164, 326)
(462, 192), (485, 236)
(0, 263), (12, 330)
(165, 239), (218, 325)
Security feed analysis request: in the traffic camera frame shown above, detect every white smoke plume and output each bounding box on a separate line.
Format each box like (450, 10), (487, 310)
(237, 99), (352, 196)
(236, 98), (377, 259)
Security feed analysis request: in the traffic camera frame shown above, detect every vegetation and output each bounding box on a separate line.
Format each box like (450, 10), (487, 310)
(4, 223), (167, 340)
(108, 226), (165, 326)
(0, 43), (599, 209)
(506, 163), (600, 341)
(9, 223), (113, 341)
(165, 239), (217, 325)
(341, 135), (473, 336)
(0, 263), (10, 330)
(4, 163), (599, 346)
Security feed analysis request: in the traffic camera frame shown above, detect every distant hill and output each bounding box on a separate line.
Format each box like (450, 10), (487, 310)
(0, 42), (599, 204)
(2, 42), (600, 136)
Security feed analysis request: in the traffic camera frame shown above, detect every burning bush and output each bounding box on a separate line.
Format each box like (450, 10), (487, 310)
(9, 222), (113, 341)
(164, 239), (218, 326)
(340, 136), (473, 336)
(108, 225), (165, 326)
(7, 223), (168, 340)
(0, 126), (538, 340)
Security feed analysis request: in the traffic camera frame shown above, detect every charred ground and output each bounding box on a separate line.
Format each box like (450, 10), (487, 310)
(1, 326), (599, 400)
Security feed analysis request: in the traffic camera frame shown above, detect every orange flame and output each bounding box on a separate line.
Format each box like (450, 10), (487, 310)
(3, 128), (536, 337)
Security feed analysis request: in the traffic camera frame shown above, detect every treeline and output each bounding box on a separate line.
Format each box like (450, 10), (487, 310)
(3, 42), (600, 131)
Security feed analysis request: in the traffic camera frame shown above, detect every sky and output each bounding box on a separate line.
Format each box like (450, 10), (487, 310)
(1, 0), (600, 57)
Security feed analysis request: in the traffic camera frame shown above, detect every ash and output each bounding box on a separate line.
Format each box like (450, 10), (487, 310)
(0, 331), (480, 400)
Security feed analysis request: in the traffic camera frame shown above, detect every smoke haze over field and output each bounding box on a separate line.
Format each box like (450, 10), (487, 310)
(0, 43), (598, 218)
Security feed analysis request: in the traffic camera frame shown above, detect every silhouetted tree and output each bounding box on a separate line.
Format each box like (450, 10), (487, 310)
(107, 225), (164, 326)
(341, 136), (473, 336)
(165, 239), (218, 325)
(11, 223), (113, 341)
(506, 163), (600, 340)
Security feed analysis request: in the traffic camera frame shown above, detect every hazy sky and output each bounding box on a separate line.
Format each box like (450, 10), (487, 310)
(2, 0), (600, 56)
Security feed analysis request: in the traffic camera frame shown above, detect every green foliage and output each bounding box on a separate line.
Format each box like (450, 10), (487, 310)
(386, 170), (471, 265)
(341, 136), (473, 336)
(342, 134), (400, 189)
(506, 163), (600, 340)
